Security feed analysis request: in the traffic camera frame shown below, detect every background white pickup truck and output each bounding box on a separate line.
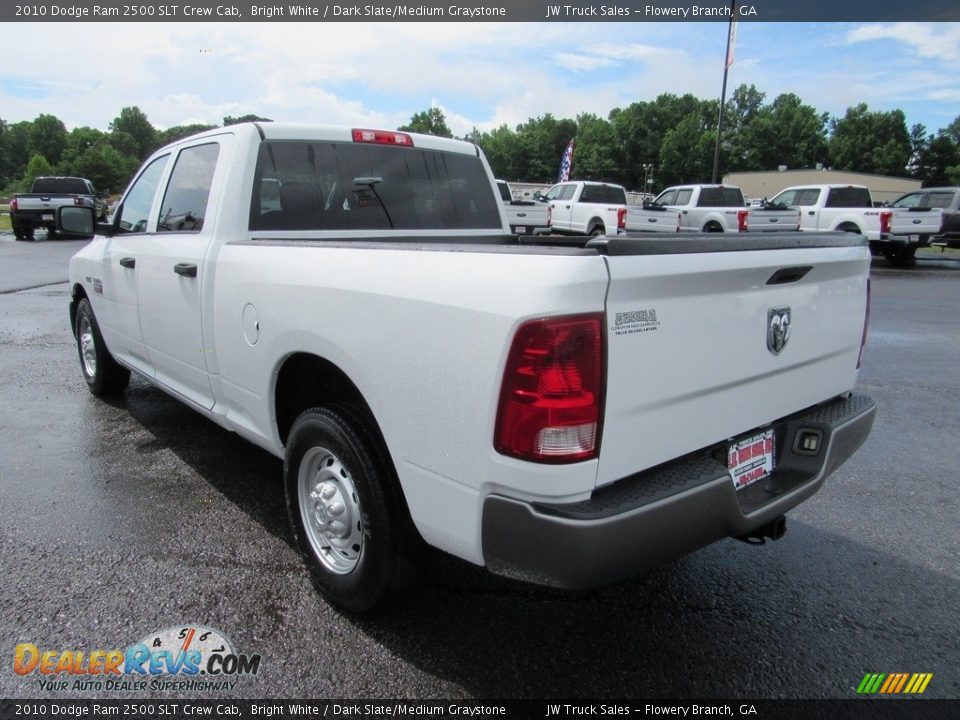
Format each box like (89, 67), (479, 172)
(542, 180), (627, 236)
(496, 179), (549, 235)
(65, 123), (876, 611)
(770, 184), (942, 267)
(654, 184), (801, 233)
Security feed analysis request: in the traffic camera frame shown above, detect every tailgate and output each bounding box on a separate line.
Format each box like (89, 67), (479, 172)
(890, 207), (942, 236)
(594, 233), (869, 487)
(747, 208), (800, 231)
(625, 206), (679, 233)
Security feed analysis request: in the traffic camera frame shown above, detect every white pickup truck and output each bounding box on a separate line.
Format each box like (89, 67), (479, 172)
(769, 184), (942, 267)
(542, 180), (628, 236)
(496, 180), (549, 235)
(64, 123), (876, 611)
(654, 184), (801, 233)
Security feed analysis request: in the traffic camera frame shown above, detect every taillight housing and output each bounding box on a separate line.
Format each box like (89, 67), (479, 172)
(737, 209), (749, 232)
(879, 210), (892, 235)
(547, 205), (552, 227)
(351, 128), (414, 147)
(495, 314), (605, 463)
(74, 197), (85, 206)
(857, 278), (871, 369)
(617, 207), (627, 231)
(9, 198), (17, 212)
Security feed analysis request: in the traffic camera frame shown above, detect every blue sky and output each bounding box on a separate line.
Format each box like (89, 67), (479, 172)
(1, 22), (957, 137)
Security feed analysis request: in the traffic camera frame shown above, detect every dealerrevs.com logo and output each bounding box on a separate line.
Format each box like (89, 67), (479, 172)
(14, 625), (262, 693)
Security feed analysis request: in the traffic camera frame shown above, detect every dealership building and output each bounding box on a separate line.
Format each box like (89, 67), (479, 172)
(723, 168), (921, 205)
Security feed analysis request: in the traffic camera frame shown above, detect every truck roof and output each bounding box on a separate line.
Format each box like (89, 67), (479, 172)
(154, 122), (480, 157)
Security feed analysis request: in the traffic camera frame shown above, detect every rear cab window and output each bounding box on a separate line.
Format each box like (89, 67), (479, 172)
(579, 184), (626, 204)
(825, 187), (872, 208)
(33, 178), (91, 195)
(697, 187), (744, 207)
(250, 141), (501, 231)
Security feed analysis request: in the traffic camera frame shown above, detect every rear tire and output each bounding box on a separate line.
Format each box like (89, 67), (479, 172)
(704, 222), (724, 233)
(884, 246), (917, 268)
(75, 298), (130, 396)
(284, 406), (420, 612)
(589, 225), (605, 237)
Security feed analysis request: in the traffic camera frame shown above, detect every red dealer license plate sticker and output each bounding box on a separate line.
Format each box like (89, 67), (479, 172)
(727, 429), (775, 490)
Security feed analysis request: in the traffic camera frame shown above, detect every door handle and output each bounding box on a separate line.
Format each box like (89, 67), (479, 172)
(174, 263), (198, 278)
(808, 211), (816, 216)
(119, 257), (136, 269)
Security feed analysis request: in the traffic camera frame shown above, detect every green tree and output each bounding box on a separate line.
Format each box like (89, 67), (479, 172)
(159, 124), (218, 145)
(18, 153), (54, 191)
(29, 114), (67, 167)
(512, 114), (577, 182)
(110, 106), (157, 160)
(398, 107), (453, 138)
(659, 114), (716, 186)
(829, 104), (911, 176)
(915, 135), (959, 187)
(730, 93), (828, 172)
(572, 113), (618, 181)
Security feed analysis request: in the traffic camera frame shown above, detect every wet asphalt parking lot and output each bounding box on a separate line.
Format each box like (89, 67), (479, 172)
(0, 232), (957, 701)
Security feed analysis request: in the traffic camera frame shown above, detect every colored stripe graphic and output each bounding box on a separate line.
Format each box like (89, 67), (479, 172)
(858, 673), (933, 694)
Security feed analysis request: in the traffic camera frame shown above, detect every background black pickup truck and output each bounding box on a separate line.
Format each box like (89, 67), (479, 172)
(9, 176), (107, 240)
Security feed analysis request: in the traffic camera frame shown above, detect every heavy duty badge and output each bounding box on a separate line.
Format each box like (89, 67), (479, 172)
(767, 307), (791, 354)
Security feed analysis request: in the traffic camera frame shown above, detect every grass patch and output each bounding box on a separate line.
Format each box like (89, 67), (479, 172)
(0, 205), (10, 232)
(918, 245), (960, 256)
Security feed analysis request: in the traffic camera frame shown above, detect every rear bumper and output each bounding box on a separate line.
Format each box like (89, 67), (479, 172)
(482, 393), (876, 588)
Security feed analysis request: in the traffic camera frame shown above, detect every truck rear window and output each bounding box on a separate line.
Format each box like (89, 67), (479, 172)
(579, 185), (626, 204)
(825, 187), (872, 208)
(696, 187), (744, 207)
(249, 141), (501, 231)
(32, 178), (90, 195)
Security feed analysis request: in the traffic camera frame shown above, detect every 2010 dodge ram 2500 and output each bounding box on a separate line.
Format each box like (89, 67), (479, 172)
(66, 123), (877, 611)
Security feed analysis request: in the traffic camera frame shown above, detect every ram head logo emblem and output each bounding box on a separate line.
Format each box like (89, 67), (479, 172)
(767, 307), (791, 355)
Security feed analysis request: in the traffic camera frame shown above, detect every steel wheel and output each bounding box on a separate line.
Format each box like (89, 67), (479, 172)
(78, 313), (98, 380)
(298, 446), (364, 575)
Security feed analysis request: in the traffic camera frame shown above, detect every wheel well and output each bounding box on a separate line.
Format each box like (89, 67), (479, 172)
(588, 218), (605, 234)
(69, 284), (88, 337)
(703, 221), (724, 232)
(275, 353), (374, 447)
(837, 222), (862, 234)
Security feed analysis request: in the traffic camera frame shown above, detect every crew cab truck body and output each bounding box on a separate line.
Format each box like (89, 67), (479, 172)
(66, 123), (876, 611)
(769, 184), (942, 267)
(654, 184), (801, 233)
(543, 180), (628, 236)
(10, 176), (106, 240)
(496, 180), (549, 235)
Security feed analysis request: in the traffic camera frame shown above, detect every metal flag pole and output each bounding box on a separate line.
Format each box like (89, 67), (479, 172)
(711, 0), (738, 184)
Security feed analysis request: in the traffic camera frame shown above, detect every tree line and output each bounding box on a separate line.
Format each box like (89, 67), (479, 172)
(2, 88), (958, 198)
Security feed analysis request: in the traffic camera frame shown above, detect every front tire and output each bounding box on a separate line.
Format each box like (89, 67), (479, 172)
(284, 407), (418, 612)
(75, 298), (130, 396)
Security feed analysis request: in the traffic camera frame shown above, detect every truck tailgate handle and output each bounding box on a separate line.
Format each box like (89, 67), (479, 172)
(119, 257), (136, 269)
(767, 266), (812, 285)
(174, 263), (198, 278)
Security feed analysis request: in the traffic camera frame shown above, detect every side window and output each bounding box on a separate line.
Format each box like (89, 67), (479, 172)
(675, 189), (693, 205)
(771, 190), (796, 206)
(579, 185), (593, 203)
(561, 184), (577, 201)
(656, 190), (677, 206)
(157, 143), (220, 232)
(795, 189), (822, 206)
(116, 155), (169, 233)
(891, 193), (922, 208)
(925, 192), (953, 209)
(544, 185), (564, 201)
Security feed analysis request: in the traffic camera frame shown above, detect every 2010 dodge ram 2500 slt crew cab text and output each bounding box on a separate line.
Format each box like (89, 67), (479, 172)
(66, 123), (876, 611)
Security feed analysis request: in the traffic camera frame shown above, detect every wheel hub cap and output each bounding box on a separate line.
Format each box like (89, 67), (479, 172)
(298, 447), (363, 575)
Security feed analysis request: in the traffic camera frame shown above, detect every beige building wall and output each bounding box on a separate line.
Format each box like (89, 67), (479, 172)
(723, 169), (922, 205)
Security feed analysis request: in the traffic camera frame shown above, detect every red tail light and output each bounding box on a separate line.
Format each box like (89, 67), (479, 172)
(352, 129), (414, 147)
(858, 279), (871, 369)
(617, 207), (627, 230)
(879, 210), (892, 235)
(74, 197), (84, 206)
(495, 314), (605, 463)
(9, 198), (17, 212)
(737, 209), (749, 232)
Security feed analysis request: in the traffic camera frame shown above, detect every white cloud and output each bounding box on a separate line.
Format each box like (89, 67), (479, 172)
(846, 23), (960, 63)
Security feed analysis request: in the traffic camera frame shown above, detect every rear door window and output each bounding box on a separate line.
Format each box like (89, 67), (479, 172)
(157, 143), (220, 232)
(674, 189), (693, 205)
(825, 187), (871, 208)
(924, 192), (954, 209)
(696, 187), (744, 207)
(250, 141), (501, 231)
(656, 190), (678, 206)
